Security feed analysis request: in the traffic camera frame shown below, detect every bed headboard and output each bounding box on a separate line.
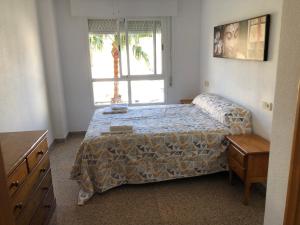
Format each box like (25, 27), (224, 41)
(193, 93), (252, 134)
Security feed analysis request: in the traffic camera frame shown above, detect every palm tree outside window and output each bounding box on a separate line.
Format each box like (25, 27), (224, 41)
(88, 18), (167, 106)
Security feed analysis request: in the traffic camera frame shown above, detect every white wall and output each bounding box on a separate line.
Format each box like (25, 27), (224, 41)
(264, 0), (300, 224)
(54, 0), (95, 132)
(37, 0), (68, 139)
(0, 0), (53, 142)
(70, 0), (178, 17)
(168, 0), (201, 103)
(199, 0), (283, 139)
(54, 0), (201, 132)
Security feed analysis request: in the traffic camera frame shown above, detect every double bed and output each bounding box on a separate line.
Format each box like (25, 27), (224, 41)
(71, 93), (252, 204)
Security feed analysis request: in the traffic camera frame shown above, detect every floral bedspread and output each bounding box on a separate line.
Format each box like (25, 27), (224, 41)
(71, 104), (249, 204)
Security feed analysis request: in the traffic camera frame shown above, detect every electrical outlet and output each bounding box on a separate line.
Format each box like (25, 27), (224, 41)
(262, 102), (273, 111)
(204, 80), (210, 88)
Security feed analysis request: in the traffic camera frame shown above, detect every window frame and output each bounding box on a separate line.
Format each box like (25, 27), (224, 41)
(87, 17), (170, 107)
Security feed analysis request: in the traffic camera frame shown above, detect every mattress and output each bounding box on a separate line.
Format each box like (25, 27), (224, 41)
(71, 95), (252, 204)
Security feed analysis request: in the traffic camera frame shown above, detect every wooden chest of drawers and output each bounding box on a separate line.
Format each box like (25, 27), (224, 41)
(226, 134), (270, 205)
(0, 131), (56, 225)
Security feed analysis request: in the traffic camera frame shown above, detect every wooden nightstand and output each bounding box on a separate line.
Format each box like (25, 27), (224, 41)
(180, 99), (193, 104)
(226, 134), (270, 205)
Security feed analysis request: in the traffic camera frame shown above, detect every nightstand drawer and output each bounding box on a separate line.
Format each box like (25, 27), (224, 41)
(180, 99), (193, 104)
(228, 144), (245, 167)
(229, 158), (245, 180)
(226, 134), (270, 205)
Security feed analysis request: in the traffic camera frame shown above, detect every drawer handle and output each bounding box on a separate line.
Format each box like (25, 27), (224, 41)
(40, 168), (47, 173)
(37, 150), (44, 155)
(10, 181), (20, 188)
(44, 204), (51, 208)
(15, 203), (23, 210)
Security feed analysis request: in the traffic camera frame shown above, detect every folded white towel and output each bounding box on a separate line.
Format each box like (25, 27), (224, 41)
(101, 130), (133, 136)
(111, 104), (128, 110)
(102, 107), (128, 114)
(110, 125), (133, 132)
(101, 125), (134, 136)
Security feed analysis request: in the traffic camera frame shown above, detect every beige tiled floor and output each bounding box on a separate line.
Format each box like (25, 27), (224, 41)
(49, 134), (266, 225)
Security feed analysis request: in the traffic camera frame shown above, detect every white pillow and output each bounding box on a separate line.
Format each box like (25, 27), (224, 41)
(192, 93), (252, 134)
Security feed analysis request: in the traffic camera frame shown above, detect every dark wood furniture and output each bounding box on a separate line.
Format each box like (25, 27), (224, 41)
(180, 99), (193, 104)
(0, 131), (55, 225)
(226, 134), (270, 205)
(0, 146), (16, 225)
(284, 85), (300, 225)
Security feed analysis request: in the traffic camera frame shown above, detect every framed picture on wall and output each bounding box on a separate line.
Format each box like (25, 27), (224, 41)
(213, 14), (270, 61)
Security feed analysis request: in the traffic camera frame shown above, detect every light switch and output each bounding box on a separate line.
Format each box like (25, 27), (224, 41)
(262, 102), (273, 111)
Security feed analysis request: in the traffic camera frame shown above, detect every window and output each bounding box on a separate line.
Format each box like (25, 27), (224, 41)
(88, 18), (168, 106)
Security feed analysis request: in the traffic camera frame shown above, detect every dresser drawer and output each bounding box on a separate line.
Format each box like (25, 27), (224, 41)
(16, 169), (52, 225)
(30, 186), (55, 225)
(7, 160), (28, 197)
(27, 139), (48, 172)
(12, 153), (50, 217)
(229, 158), (245, 180)
(228, 144), (245, 167)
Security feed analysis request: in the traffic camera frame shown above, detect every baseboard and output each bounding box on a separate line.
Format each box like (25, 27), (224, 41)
(49, 137), (66, 150)
(254, 183), (267, 196)
(67, 131), (86, 138)
(49, 131), (86, 150)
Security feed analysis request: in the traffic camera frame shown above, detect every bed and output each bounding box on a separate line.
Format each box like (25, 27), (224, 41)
(71, 93), (252, 204)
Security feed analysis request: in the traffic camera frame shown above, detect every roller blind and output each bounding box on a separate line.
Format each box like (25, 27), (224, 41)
(127, 21), (155, 33)
(88, 19), (162, 34)
(127, 20), (161, 34)
(88, 19), (118, 34)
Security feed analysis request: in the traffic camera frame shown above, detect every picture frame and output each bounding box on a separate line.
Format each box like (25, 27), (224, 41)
(213, 14), (270, 61)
